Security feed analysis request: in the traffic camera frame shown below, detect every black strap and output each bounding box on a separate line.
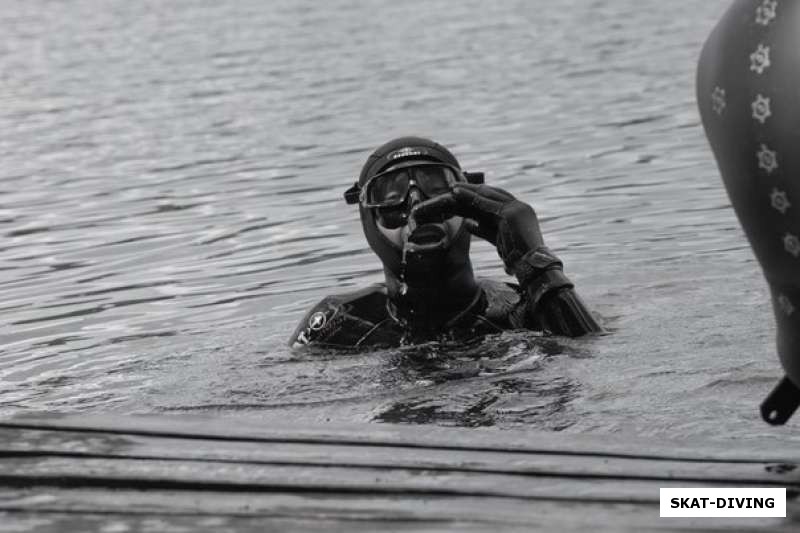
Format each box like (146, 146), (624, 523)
(761, 376), (800, 425)
(511, 246), (564, 287)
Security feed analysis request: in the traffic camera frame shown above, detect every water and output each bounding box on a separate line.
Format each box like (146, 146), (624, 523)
(0, 0), (794, 443)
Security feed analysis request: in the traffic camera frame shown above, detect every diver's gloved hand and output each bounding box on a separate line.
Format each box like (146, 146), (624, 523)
(413, 183), (602, 336)
(411, 183), (561, 282)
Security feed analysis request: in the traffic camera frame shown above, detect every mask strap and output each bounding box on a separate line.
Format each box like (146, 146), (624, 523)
(344, 182), (360, 204)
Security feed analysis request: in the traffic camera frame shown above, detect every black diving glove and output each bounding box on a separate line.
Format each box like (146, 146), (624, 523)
(411, 183), (563, 283)
(412, 183), (602, 336)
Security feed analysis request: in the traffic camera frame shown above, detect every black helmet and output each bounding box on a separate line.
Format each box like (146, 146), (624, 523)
(358, 136), (461, 186)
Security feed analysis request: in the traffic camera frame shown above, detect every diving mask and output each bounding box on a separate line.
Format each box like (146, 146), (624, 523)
(344, 162), (484, 208)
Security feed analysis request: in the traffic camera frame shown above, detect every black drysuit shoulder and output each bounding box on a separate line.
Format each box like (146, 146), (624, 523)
(288, 284), (395, 348)
(288, 277), (601, 349)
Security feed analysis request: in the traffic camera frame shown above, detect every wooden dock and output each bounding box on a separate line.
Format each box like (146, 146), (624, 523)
(0, 413), (798, 531)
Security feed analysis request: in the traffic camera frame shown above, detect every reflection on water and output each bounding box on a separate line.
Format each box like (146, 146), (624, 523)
(0, 0), (794, 443)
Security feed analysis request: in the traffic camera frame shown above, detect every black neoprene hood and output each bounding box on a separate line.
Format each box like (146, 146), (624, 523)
(356, 136), (472, 284)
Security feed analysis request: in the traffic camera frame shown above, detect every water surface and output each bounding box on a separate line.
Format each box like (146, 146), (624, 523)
(1, 0), (794, 443)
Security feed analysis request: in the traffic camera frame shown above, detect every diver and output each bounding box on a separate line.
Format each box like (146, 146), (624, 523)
(697, 0), (800, 423)
(289, 136), (603, 348)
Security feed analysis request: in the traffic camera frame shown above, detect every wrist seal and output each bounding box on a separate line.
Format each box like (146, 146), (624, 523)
(512, 247), (574, 312)
(510, 246), (564, 286)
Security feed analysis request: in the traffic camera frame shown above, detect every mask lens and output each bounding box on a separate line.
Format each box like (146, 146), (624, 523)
(367, 170), (410, 207)
(365, 164), (458, 208)
(413, 166), (455, 197)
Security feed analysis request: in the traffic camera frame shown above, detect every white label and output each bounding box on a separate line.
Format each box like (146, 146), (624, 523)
(660, 488), (785, 517)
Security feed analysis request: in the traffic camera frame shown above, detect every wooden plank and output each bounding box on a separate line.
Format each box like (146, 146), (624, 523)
(0, 413), (798, 531)
(0, 455), (706, 502)
(0, 488), (653, 524)
(1, 427), (797, 488)
(2, 412), (799, 463)
(0, 490), (795, 532)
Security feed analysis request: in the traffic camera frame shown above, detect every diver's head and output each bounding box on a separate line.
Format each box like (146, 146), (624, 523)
(344, 136), (474, 295)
